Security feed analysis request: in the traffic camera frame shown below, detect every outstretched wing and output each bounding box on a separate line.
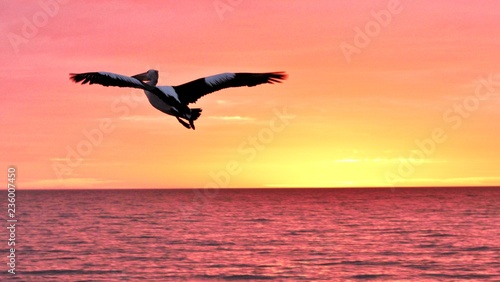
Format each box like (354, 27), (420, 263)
(173, 72), (287, 105)
(70, 71), (190, 114)
(69, 72), (148, 90)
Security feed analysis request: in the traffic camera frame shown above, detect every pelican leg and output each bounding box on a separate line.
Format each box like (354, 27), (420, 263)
(176, 117), (191, 129)
(189, 119), (195, 130)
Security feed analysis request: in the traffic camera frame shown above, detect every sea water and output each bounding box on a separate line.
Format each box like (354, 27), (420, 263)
(5, 188), (499, 281)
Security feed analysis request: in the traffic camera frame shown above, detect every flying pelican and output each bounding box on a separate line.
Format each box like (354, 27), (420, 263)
(70, 70), (287, 129)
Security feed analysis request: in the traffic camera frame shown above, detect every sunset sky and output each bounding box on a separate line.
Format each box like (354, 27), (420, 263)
(2, 1), (499, 189)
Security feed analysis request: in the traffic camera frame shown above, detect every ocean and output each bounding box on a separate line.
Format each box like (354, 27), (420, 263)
(4, 188), (499, 281)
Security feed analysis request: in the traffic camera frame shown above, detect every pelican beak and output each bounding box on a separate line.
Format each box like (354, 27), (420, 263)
(132, 72), (149, 82)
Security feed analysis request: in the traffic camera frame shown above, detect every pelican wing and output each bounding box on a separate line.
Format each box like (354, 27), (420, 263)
(69, 72), (148, 90)
(70, 71), (189, 113)
(173, 72), (287, 104)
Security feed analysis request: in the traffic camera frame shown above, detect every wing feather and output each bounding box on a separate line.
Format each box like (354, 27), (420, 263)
(173, 72), (287, 104)
(69, 72), (147, 90)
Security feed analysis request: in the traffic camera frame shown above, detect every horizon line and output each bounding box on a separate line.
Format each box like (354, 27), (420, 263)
(16, 186), (500, 191)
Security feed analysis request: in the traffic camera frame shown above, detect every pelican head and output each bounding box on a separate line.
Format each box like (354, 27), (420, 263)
(132, 69), (159, 85)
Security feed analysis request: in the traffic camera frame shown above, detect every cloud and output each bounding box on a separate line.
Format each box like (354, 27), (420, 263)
(119, 115), (169, 123)
(404, 176), (500, 186)
(208, 115), (256, 121)
(22, 177), (118, 189)
(329, 158), (447, 164)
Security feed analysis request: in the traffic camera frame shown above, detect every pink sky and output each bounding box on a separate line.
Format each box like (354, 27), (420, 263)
(1, 1), (500, 189)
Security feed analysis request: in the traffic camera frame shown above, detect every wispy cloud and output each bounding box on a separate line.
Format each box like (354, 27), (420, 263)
(208, 115), (256, 121)
(329, 158), (447, 164)
(22, 177), (118, 189)
(264, 179), (390, 188)
(401, 176), (500, 186)
(119, 115), (169, 123)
